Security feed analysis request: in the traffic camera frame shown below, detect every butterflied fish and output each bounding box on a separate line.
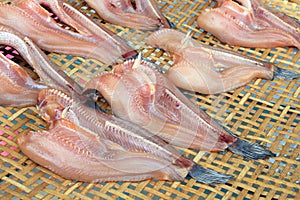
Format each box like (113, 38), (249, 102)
(18, 88), (234, 184)
(0, 0), (136, 63)
(85, 0), (172, 30)
(0, 52), (47, 107)
(84, 57), (274, 160)
(18, 118), (190, 182)
(147, 29), (299, 94)
(197, 0), (300, 48)
(0, 25), (81, 95)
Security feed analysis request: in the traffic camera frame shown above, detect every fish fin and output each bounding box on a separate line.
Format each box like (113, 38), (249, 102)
(273, 67), (300, 80)
(215, 120), (275, 160)
(228, 138), (275, 160)
(188, 163), (234, 184)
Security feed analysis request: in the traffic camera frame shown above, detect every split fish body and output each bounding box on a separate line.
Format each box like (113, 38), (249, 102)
(84, 58), (236, 151)
(197, 0), (300, 48)
(148, 29), (275, 94)
(0, 25), (81, 96)
(18, 88), (234, 183)
(0, 0), (135, 64)
(0, 53), (46, 107)
(84, 58), (274, 161)
(18, 117), (188, 182)
(85, 0), (171, 30)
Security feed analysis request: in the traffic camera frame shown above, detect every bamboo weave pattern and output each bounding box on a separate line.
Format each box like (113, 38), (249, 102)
(0, 0), (299, 199)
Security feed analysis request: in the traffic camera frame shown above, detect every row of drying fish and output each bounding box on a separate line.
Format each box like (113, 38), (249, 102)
(1, 24), (274, 184)
(81, 0), (300, 49)
(80, 0), (300, 49)
(0, 0), (298, 184)
(198, 0), (300, 48)
(0, 0), (298, 95)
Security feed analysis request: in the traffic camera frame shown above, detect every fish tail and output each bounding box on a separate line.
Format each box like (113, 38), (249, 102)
(228, 138), (275, 160)
(273, 67), (300, 80)
(188, 163), (234, 184)
(216, 121), (275, 160)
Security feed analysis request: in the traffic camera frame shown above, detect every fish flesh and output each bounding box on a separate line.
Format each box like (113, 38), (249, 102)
(148, 29), (299, 94)
(0, 52), (47, 107)
(197, 0), (300, 48)
(0, 0), (136, 64)
(84, 0), (172, 30)
(0, 25), (81, 95)
(84, 56), (274, 160)
(18, 118), (190, 182)
(0, 25), (230, 184)
(18, 88), (233, 183)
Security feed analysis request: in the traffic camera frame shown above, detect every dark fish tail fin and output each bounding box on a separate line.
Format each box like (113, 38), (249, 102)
(188, 163), (234, 184)
(228, 138), (275, 160)
(273, 67), (300, 80)
(216, 120), (275, 160)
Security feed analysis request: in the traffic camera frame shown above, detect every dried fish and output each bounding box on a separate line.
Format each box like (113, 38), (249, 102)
(84, 57), (274, 160)
(148, 29), (299, 94)
(18, 88), (234, 183)
(197, 0), (300, 48)
(0, 25), (81, 95)
(0, 0), (136, 63)
(85, 0), (172, 30)
(0, 52), (46, 107)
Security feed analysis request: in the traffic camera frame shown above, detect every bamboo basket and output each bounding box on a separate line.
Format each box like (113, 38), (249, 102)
(0, 0), (299, 199)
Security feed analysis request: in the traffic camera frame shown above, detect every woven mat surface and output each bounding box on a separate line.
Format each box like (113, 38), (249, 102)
(1, 0), (299, 199)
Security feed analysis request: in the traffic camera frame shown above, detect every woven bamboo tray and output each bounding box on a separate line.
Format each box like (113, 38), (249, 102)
(0, 0), (299, 199)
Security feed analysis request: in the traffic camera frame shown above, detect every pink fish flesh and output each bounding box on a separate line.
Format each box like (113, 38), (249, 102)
(0, 0), (136, 64)
(147, 28), (281, 94)
(84, 57), (274, 160)
(18, 88), (234, 183)
(85, 0), (172, 30)
(197, 0), (300, 48)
